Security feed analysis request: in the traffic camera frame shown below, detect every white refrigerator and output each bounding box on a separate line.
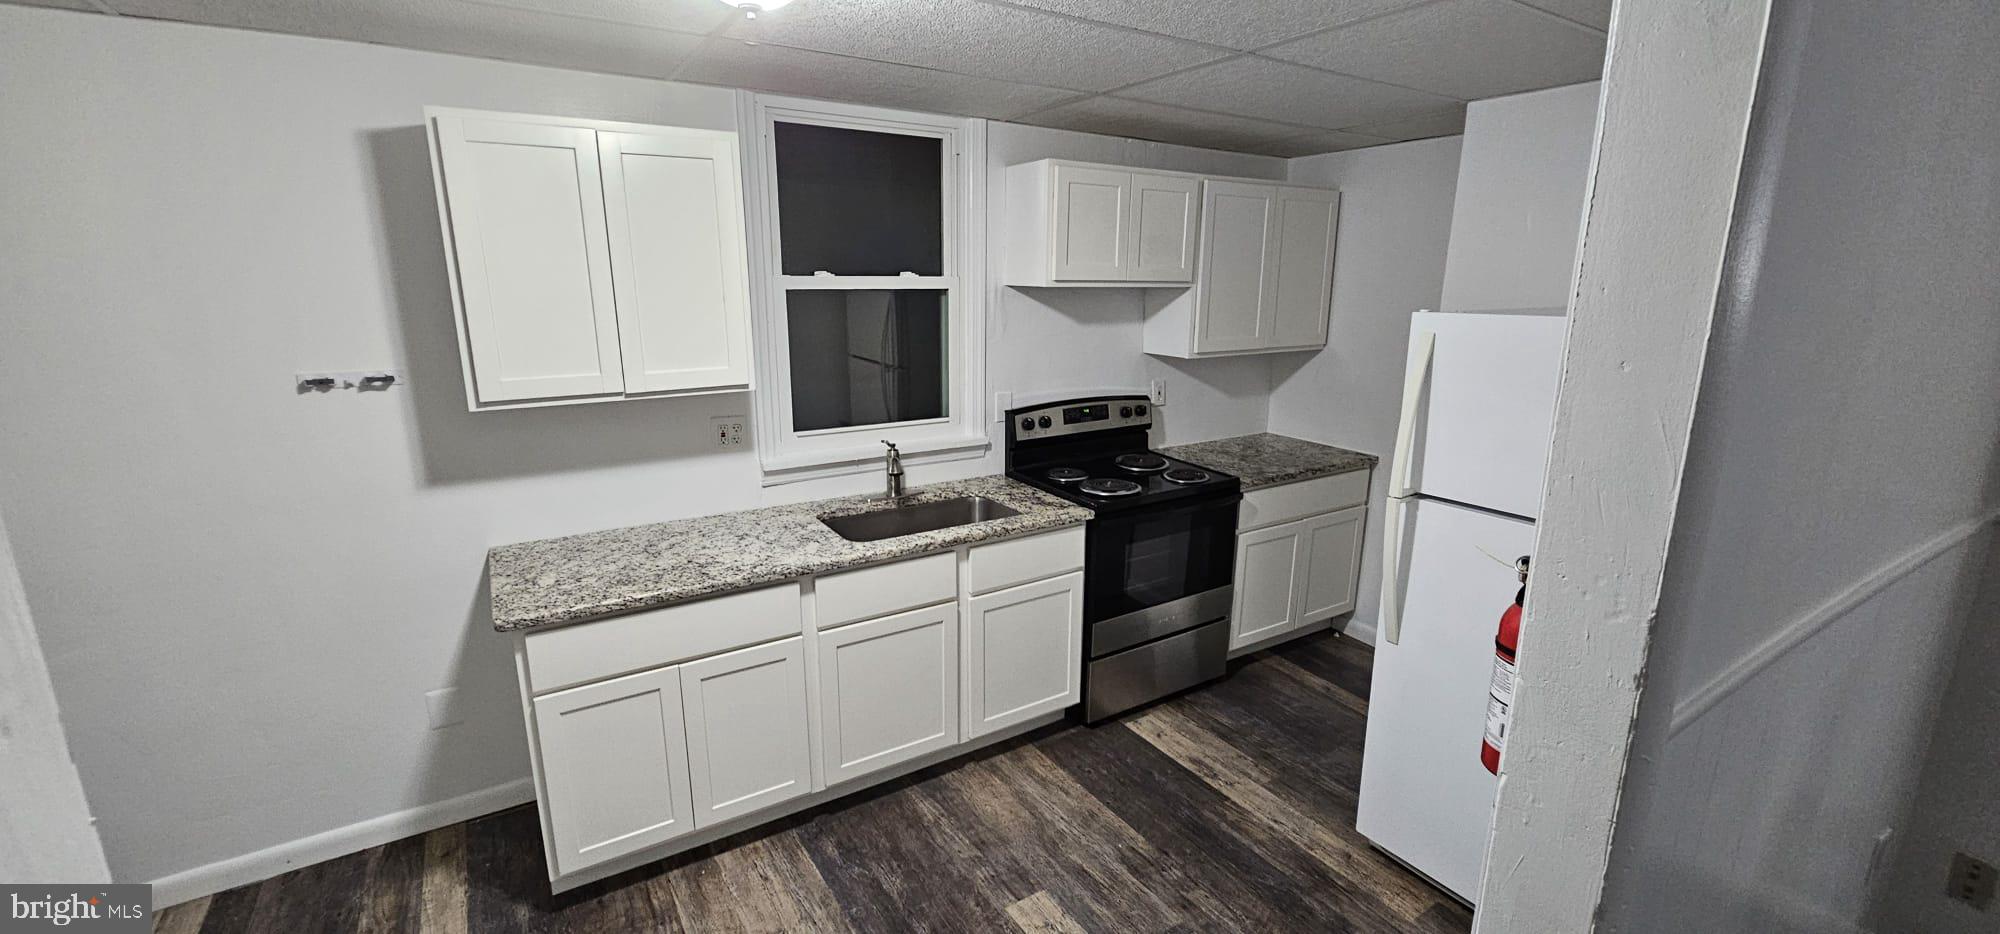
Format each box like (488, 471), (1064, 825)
(1356, 310), (1568, 904)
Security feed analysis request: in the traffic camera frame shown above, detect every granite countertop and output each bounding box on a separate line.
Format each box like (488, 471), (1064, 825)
(487, 475), (1091, 632)
(1161, 432), (1377, 490)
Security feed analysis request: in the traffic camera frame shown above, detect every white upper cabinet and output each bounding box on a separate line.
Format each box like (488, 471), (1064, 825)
(1144, 180), (1341, 359)
(598, 130), (752, 396)
(427, 107), (752, 410)
(1005, 159), (1200, 287)
(432, 115), (625, 404)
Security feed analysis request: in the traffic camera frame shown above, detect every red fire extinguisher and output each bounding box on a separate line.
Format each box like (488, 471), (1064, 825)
(1481, 555), (1531, 774)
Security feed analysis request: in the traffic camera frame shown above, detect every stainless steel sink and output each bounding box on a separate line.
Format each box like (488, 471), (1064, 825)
(819, 496), (1021, 542)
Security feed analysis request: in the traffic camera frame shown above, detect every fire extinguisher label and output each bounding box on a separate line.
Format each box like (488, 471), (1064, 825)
(1483, 656), (1517, 752)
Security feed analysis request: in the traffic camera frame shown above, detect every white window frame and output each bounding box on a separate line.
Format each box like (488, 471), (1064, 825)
(738, 92), (989, 483)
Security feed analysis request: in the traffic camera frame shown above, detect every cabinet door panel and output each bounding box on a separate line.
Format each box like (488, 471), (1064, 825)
(1271, 187), (1340, 349)
(435, 116), (624, 403)
(818, 603), (959, 785)
(1230, 519), (1303, 650)
(1051, 164), (1130, 281)
(531, 667), (694, 875)
(1125, 172), (1199, 282)
(965, 572), (1082, 738)
(1195, 180), (1278, 353)
(599, 130), (752, 395)
(679, 637), (812, 828)
(1299, 505), (1367, 622)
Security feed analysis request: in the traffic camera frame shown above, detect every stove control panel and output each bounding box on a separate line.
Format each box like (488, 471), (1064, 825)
(1010, 397), (1151, 442)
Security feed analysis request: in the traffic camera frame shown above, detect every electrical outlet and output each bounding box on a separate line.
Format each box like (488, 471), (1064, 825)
(1149, 379), (1167, 406)
(992, 391), (1013, 423)
(425, 688), (462, 730)
(1948, 851), (1996, 910)
(711, 416), (747, 448)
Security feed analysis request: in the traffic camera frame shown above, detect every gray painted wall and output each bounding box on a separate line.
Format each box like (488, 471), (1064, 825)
(1270, 135), (1463, 644)
(1598, 1), (2000, 930)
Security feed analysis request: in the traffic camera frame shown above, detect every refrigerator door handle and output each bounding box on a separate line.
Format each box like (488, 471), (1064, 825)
(1380, 494), (1408, 644)
(1388, 329), (1436, 498)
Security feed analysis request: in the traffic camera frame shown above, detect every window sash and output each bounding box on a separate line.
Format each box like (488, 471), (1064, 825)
(743, 94), (987, 481)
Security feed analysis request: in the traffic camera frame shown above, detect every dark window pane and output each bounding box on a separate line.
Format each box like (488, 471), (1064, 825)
(787, 290), (948, 432)
(774, 122), (943, 276)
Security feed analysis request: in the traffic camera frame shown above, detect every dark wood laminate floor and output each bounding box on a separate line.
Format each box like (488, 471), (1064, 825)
(155, 630), (1470, 934)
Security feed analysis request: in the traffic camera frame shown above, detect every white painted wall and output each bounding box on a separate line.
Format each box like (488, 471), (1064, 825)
(0, 5), (1287, 899)
(1475, 1), (1771, 929)
(1878, 541), (2000, 933)
(1438, 82), (1600, 313)
(1595, 1), (2000, 930)
(0, 507), (111, 882)
(986, 123), (1283, 446)
(1267, 136), (1463, 643)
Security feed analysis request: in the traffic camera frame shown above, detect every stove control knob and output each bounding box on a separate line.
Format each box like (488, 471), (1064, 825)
(1120, 406), (1133, 418)
(1135, 404), (1149, 416)
(1037, 416), (1052, 428)
(1019, 418), (1035, 432)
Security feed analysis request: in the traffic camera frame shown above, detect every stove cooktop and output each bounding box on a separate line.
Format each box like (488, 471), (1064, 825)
(1013, 450), (1236, 510)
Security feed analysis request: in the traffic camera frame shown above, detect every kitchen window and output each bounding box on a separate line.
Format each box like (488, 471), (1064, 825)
(741, 94), (987, 480)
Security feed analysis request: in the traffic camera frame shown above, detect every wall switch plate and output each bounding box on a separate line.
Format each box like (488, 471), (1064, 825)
(711, 416), (747, 448)
(1149, 379), (1167, 406)
(425, 688), (462, 730)
(1948, 851), (1996, 909)
(992, 391), (1012, 423)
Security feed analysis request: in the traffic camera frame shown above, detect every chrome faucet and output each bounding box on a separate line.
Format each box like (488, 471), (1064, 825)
(882, 440), (905, 499)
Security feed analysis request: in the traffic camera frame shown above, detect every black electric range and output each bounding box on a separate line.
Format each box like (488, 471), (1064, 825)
(1005, 394), (1241, 722)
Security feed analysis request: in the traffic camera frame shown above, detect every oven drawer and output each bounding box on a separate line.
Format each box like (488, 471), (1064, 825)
(967, 525), (1086, 595)
(1082, 618), (1230, 722)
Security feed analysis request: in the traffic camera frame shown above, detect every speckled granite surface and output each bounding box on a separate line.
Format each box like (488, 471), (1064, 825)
(488, 475), (1091, 632)
(1161, 433), (1377, 490)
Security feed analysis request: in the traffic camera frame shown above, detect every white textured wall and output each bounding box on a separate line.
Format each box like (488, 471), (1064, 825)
(0, 5), (1289, 896)
(1437, 82), (1600, 313)
(1597, 0), (2000, 931)
(0, 508), (111, 882)
(1267, 136), (1463, 643)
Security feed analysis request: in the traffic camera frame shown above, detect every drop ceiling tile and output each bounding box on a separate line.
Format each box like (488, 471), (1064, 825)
(1340, 103), (1466, 141)
(1015, 95), (1321, 153)
(1118, 55), (1456, 129)
(678, 38), (1080, 119)
(1511, 0), (1612, 31)
(996, 0), (1428, 51)
(7, 0), (108, 11)
(103, 0), (712, 79)
(1234, 128), (1390, 157)
(456, 0), (737, 34)
(719, 0), (1226, 92)
(1263, 0), (1605, 100)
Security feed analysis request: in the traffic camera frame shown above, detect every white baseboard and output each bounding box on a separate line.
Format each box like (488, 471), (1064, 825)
(1338, 611), (1378, 646)
(149, 777), (536, 908)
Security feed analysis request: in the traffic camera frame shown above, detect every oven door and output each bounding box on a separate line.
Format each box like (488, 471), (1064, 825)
(1084, 492), (1240, 653)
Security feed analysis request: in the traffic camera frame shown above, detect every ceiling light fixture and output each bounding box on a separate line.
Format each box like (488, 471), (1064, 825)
(719, 0), (793, 19)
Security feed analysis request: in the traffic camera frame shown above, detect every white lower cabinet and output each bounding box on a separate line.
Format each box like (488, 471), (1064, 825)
(1228, 474), (1371, 654)
(679, 637), (813, 828)
(531, 667), (696, 876)
(1231, 522), (1306, 650)
(964, 571), (1084, 739)
(817, 603), (960, 785)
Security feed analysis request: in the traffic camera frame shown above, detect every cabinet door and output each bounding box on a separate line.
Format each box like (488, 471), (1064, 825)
(1050, 164), (1131, 281)
(1230, 518), (1304, 650)
(1124, 172), (1200, 282)
(817, 603), (959, 785)
(1298, 505), (1367, 623)
(531, 666), (695, 876)
(433, 116), (625, 403)
(679, 637), (812, 828)
(965, 571), (1082, 739)
(598, 130), (752, 395)
(1270, 187), (1340, 349)
(1194, 180), (1279, 353)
